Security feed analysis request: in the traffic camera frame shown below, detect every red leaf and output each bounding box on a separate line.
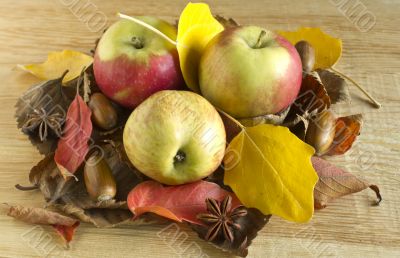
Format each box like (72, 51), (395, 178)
(312, 157), (381, 209)
(54, 94), (92, 178)
(127, 180), (242, 225)
(53, 221), (80, 244)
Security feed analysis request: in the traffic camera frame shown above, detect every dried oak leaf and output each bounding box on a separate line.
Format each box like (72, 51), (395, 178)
(191, 208), (270, 257)
(316, 69), (351, 104)
(4, 204), (80, 244)
(15, 71), (75, 154)
(214, 15), (239, 28)
(54, 92), (92, 178)
(326, 114), (363, 156)
(312, 157), (382, 209)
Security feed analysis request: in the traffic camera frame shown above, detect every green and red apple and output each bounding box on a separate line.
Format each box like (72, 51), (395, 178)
(123, 90), (226, 185)
(199, 26), (302, 118)
(93, 17), (184, 109)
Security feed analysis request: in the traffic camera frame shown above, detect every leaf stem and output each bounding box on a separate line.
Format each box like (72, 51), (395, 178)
(15, 184), (39, 191)
(369, 185), (382, 205)
(117, 13), (177, 46)
(330, 67), (381, 108)
(215, 107), (245, 130)
(58, 70), (69, 96)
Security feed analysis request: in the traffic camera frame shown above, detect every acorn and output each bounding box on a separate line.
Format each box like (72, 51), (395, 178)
(295, 40), (315, 73)
(305, 110), (336, 156)
(84, 154), (117, 201)
(88, 93), (118, 130)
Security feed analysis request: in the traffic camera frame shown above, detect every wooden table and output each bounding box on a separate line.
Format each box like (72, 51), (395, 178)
(0, 0), (399, 257)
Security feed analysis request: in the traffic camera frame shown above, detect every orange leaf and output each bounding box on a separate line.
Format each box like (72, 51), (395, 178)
(326, 114), (362, 155)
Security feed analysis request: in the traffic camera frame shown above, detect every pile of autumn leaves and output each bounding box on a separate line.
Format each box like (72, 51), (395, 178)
(5, 3), (381, 257)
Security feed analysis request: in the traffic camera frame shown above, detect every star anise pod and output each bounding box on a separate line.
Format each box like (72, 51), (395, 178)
(197, 195), (247, 243)
(22, 108), (64, 141)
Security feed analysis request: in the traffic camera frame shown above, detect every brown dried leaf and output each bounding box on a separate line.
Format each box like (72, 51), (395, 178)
(15, 72), (75, 154)
(53, 203), (165, 228)
(326, 114), (363, 155)
(220, 107), (291, 144)
(4, 204), (80, 244)
(28, 143), (143, 227)
(29, 153), (75, 203)
(214, 15), (240, 28)
(288, 114), (310, 140)
(317, 69), (351, 104)
(52, 203), (132, 228)
(312, 157), (381, 209)
(5, 204), (78, 226)
(284, 73), (330, 138)
(191, 208), (270, 257)
(220, 112), (242, 143)
(238, 106), (290, 127)
(288, 72), (331, 118)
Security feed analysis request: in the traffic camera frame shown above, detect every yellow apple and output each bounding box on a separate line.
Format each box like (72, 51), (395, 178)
(123, 90), (226, 185)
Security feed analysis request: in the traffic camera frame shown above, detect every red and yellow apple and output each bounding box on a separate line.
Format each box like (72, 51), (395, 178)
(93, 17), (184, 109)
(123, 90), (226, 185)
(199, 26), (302, 118)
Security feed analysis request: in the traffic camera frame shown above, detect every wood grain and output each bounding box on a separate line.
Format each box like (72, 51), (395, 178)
(0, 0), (399, 257)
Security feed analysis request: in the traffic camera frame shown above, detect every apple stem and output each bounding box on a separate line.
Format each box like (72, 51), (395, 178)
(216, 107), (245, 130)
(255, 30), (267, 49)
(330, 67), (382, 108)
(117, 13), (177, 46)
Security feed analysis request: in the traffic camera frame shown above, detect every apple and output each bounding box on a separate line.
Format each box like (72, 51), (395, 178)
(123, 90), (226, 185)
(93, 17), (184, 109)
(199, 26), (302, 118)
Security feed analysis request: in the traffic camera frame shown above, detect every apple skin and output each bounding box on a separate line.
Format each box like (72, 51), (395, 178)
(123, 90), (226, 185)
(93, 17), (184, 109)
(199, 26), (302, 118)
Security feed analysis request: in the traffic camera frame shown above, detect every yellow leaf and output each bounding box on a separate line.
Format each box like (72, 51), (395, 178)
(277, 27), (342, 69)
(19, 50), (93, 83)
(224, 124), (318, 222)
(177, 2), (224, 92)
